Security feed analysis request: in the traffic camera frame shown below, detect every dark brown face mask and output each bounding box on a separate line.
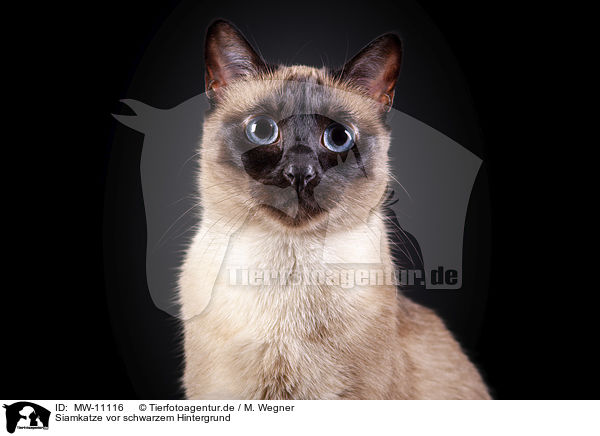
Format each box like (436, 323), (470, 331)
(240, 112), (368, 223)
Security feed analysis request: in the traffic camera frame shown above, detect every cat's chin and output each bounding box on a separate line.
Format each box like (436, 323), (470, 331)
(258, 203), (326, 229)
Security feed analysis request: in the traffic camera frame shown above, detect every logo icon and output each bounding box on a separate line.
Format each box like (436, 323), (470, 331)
(3, 402), (50, 433)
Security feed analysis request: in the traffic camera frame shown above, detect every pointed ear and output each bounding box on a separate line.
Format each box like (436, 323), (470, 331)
(204, 20), (266, 98)
(339, 34), (402, 110)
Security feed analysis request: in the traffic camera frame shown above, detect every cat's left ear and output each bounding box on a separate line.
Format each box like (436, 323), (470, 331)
(339, 34), (402, 110)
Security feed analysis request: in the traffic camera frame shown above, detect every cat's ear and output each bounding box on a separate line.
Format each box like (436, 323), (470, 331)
(204, 20), (266, 99)
(339, 34), (402, 110)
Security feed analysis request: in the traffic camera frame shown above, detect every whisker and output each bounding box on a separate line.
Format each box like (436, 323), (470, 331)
(388, 173), (413, 202)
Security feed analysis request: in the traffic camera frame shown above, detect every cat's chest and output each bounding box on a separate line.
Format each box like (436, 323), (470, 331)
(182, 218), (390, 398)
(220, 228), (319, 274)
(210, 228), (331, 331)
(198, 229), (362, 398)
(218, 217), (386, 272)
(204, 218), (387, 322)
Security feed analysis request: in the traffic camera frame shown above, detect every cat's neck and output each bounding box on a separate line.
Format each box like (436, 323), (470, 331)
(201, 208), (391, 271)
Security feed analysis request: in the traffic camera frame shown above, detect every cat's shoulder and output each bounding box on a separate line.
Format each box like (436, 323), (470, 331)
(395, 295), (452, 339)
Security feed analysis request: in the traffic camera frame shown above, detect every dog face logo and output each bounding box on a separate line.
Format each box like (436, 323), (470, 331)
(3, 402), (50, 433)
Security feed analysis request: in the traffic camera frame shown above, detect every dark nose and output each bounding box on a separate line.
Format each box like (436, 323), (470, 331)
(283, 164), (316, 190)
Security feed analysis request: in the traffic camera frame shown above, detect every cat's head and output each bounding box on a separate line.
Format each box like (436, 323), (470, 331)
(199, 20), (401, 232)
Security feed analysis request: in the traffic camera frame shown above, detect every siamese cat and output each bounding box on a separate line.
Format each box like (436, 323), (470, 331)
(179, 19), (490, 399)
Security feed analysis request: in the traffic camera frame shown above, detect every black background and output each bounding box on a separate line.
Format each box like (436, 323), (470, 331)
(3, 0), (594, 400)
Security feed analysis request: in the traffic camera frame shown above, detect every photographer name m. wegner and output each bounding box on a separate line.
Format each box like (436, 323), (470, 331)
(227, 266), (459, 288)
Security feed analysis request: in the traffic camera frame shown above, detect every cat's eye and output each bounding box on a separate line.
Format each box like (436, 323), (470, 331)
(322, 123), (355, 152)
(245, 116), (279, 145)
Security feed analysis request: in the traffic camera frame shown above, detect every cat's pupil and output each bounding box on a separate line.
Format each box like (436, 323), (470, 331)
(253, 119), (273, 139)
(331, 125), (349, 146)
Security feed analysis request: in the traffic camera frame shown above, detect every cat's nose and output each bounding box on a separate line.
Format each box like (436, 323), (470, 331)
(283, 164), (316, 190)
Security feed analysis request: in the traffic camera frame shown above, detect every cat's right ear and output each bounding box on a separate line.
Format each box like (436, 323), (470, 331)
(204, 20), (266, 100)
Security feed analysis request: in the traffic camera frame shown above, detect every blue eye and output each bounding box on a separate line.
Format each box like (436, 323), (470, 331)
(245, 116), (279, 145)
(323, 123), (355, 152)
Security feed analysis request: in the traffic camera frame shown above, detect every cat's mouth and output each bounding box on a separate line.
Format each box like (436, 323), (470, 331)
(248, 180), (328, 227)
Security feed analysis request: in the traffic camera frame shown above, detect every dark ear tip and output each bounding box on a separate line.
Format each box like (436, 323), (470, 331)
(207, 18), (234, 30)
(206, 18), (236, 38)
(378, 33), (402, 52)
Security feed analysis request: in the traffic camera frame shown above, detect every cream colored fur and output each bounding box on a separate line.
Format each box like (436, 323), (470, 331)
(179, 66), (490, 399)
